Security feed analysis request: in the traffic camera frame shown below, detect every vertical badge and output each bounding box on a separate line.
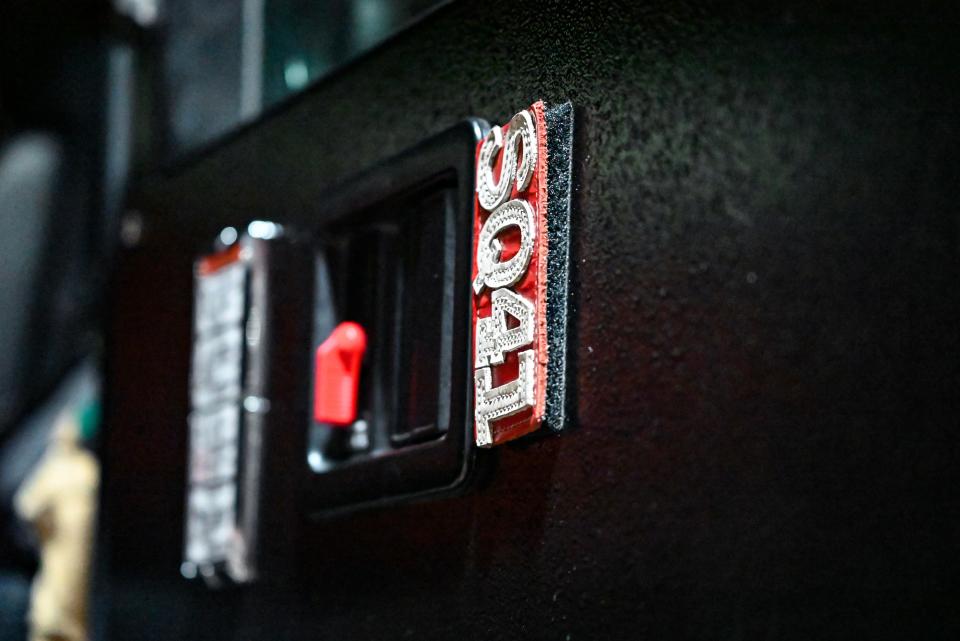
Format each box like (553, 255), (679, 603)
(186, 242), (247, 583)
(472, 101), (573, 447)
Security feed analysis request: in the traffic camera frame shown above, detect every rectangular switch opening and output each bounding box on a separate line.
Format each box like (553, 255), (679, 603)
(392, 190), (450, 446)
(305, 119), (486, 514)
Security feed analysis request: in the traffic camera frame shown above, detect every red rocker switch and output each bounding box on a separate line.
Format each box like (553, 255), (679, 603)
(314, 322), (367, 426)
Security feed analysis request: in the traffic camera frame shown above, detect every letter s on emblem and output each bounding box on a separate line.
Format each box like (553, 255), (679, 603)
(476, 110), (538, 212)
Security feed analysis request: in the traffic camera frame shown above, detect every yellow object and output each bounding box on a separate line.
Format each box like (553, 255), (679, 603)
(14, 412), (99, 641)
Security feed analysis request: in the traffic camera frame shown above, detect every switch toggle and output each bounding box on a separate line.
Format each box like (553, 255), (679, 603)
(314, 322), (367, 427)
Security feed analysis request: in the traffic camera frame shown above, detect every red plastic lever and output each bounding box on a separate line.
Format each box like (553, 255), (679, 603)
(313, 321), (367, 426)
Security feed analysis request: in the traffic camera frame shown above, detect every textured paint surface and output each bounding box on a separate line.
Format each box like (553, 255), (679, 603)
(101, 2), (960, 640)
(543, 101), (574, 432)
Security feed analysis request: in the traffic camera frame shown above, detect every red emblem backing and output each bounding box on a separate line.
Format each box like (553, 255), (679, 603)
(472, 101), (551, 447)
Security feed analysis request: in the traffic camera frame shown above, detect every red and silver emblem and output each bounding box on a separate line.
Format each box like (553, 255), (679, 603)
(472, 100), (573, 447)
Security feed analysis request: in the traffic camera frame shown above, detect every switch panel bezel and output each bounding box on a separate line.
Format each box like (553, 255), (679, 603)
(305, 119), (489, 516)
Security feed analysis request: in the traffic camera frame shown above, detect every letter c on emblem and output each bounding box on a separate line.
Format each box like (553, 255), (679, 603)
(472, 198), (536, 295)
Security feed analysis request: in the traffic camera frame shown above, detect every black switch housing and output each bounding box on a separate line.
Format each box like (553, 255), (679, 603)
(306, 119), (488, 515)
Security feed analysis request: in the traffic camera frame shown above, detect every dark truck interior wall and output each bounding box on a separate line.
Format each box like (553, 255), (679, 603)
(0, 6), (112, 637)
(0, 1), (110, 437)
(100, 2), (959, 640)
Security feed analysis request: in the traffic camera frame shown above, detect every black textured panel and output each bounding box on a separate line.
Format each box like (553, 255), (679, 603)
(100, 2), (960, 640)
(543, 101), (574, 432)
